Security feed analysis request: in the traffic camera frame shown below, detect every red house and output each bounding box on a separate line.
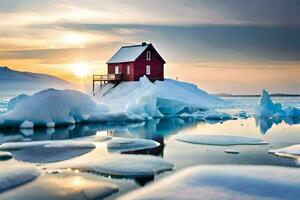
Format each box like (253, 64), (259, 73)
(92, 42), (166, 93)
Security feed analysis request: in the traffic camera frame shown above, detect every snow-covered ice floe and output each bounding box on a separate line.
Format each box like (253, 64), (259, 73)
(269, 144), (300, 160)
(107, 138), (160, 152)
(0, 151), (12, 160)
(0, 165), (40, 193)
(74, 155), (174, 178)
(224, 149), (239, 154)
(175, 134), (268, 146)
(119, 165), (300, 200)
(256, 89), (300, 117)
(0, 140), (96, 163)
(0, 77), (228, 128)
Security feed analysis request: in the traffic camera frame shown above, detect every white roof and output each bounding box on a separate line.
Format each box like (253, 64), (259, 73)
(107, 44), (150, 64)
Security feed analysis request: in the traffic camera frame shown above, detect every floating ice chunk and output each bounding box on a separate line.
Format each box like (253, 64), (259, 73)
(269, 144), (300, 159)
(0, 166), (40, 193)
(256, 89), (300, 117)
(46, 121), (55, 128)
(20, 120), (34, 129)
(77, 155), (174, 178)
(175, 134), (268, 146)
(0, 172), (118, 200)
(119, 165), (300, 200)
(225, 149), (239, 154)
(107, 138), (159, 152)
(204, 111), (232, 120)
(0, 140), (96, 163)
(0, 151), (12, 160)
(235, 111), (249, 119)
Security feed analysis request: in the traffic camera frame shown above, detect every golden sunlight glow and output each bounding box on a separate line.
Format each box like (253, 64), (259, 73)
(71, 62), (91, 77)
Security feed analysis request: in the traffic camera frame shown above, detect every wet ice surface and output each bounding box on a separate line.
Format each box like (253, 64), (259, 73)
(0, 165), (40, 193)
(0, 96), (299, 200)
(0, 171), (119, 200)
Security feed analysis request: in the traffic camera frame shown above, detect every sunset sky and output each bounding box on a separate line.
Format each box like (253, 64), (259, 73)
(0, 0), (299, 94)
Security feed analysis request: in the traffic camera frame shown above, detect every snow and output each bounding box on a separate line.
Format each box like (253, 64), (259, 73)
(269, 144), (300, 158)
(225, 149), (239, 154)
(0, 151), (12, 160)
(107, 138), (160, 152)
(0, 88), (110, 128)
(107, 44), (149, 64)
(119, 165), (300, 200)
(97, 76), (223, 116)
(0, 140), (96, 163)
(175, 134), (268, 146)
(0, 165), (40, 193)
(76, 155), (174, 178)
(256, 89), (300, 117)
(0, 76), (225, 128)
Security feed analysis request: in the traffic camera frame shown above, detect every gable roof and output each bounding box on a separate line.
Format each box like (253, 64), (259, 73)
(106, 43), (165, 64)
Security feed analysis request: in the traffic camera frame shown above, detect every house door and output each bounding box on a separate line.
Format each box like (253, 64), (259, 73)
(115, 66), (120, 74)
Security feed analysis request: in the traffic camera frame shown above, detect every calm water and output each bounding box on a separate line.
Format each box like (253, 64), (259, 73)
(0, 96), (300, 199)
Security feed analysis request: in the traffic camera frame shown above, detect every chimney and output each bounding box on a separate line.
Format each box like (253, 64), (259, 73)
(142, 42), (147, 46)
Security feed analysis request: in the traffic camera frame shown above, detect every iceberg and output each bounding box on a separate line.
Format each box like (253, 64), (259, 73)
(74, 155), (174, 178)
(256, 89), (300, 117)
(0, 165), (40, 193)
(119, 165), (300, 200)
(97, 76), (223, 116)
(175, 134), (268, 146)
(0, 77), (227, 128)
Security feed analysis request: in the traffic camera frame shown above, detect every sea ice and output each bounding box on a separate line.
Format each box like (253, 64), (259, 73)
(269, 144), (300, 159)
(224, 149), (239, 154)
(76, 155), (174, 178)
(175, 134), (268, 146)
(256, 89), (300, 117)
(0, 151), (12, 160)
(0, 140), (96, 163)
(119, 165), (300, 200)
(107, 138), (160, 152)
(0, 165), (40, 193)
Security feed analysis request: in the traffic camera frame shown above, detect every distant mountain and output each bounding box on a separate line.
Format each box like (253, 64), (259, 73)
(0, 66), (73, 95)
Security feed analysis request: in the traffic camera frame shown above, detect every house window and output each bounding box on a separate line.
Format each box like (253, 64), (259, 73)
(146, 65), (151, 75)
(146, 51), (151, 60)
(115, 66), (120, 74)
(127, 65), (130, 75)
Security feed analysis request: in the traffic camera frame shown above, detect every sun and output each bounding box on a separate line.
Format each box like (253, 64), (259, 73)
(71, 62), (91, 77)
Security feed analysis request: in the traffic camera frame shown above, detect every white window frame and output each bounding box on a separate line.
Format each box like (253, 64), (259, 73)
(146, 65), (151, 75)
(146, 51), (151, 60)
(115, 66), (120, 74)
(127, 65), (130, 75)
